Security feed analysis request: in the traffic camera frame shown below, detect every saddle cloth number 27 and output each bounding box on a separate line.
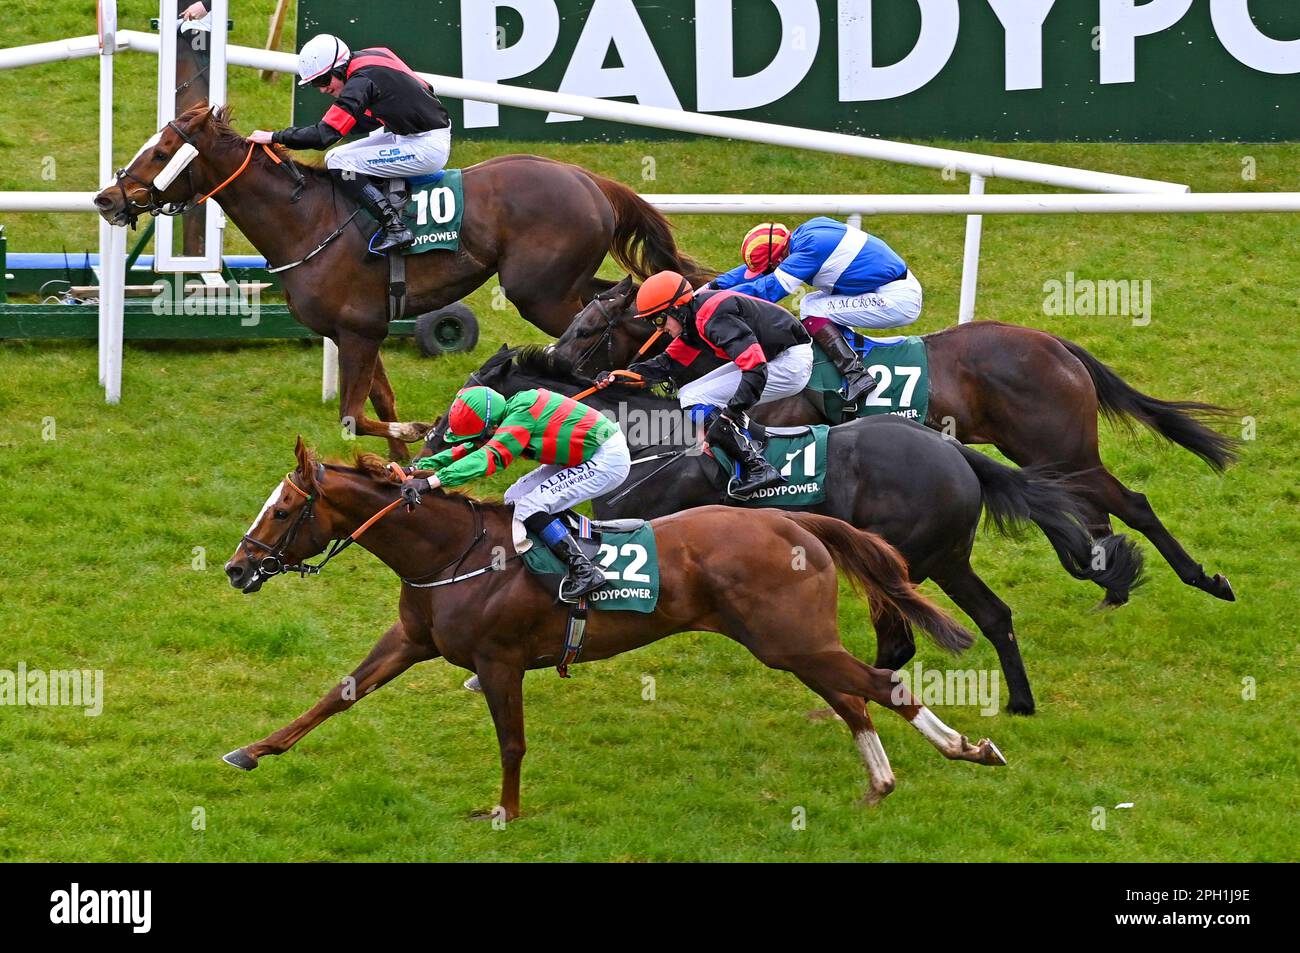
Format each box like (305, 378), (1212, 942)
(863, 364), (922, 408)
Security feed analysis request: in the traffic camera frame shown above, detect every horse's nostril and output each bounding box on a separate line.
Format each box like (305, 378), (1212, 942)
(94, 195), (111, 209)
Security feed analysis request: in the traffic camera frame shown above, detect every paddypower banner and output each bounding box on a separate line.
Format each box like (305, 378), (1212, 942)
(294, 1), (1300, 141)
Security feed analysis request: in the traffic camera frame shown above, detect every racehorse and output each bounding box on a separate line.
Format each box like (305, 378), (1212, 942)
(93, 104), (707, 460)
(550, 277), (1238, 605)
(221, 438), (1008, 818)
(431, 345), (1147, 714)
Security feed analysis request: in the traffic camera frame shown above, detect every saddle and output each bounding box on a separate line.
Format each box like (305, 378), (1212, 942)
(511, 509), (646, 556)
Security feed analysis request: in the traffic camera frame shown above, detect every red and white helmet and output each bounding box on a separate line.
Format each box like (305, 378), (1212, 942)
(297, 34), (351, 87)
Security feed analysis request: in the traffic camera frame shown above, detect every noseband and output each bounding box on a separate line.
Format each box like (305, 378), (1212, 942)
(111, 120), (200, 227)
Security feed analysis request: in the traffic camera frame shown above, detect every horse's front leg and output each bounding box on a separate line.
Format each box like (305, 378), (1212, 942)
(223, 621), (437, 770)
(337, 330), (431, 461)
(472, 655), (527, 821)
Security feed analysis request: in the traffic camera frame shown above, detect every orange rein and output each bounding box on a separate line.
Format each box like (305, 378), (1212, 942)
(283, 461), (410, 545)
(570, 328), (665, 402)
(196, 142), (283, 206)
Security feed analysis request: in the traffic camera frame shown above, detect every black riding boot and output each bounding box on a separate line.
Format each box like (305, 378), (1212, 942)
(708, 413), (785, 498)
(332, 172), (413, 253)
(524, 513), (606, 602)
(812, 324), (876, 402)
(551, 532), (607, 602)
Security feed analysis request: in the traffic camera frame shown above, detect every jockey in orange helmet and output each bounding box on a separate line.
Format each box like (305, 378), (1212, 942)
(599, 271), (813, 498)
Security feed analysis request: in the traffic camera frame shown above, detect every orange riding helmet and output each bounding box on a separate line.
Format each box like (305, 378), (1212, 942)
(634, 270), (694, 325)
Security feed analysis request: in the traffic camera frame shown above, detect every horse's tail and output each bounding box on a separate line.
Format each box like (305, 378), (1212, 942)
(783, 512), (974, 654)
(582, 171), (713, 283)
(952, 443), (1146, 597)
(1055, 336), (1239, 472)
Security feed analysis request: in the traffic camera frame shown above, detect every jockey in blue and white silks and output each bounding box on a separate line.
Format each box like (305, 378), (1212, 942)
(706, 218), (923, 401)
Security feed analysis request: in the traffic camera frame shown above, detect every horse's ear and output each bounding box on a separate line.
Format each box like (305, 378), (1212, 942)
(496, 343), (510, 354)
(294, 436), (317, 490)
(614, 275), (635, 294)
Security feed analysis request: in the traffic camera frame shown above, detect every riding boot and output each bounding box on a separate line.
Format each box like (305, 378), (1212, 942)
(524, 513), (606, 602)
(332, 171), (413, 253)
(812, 324), (876, 402)
(549, 532), (607, 602)
(708, 413), (785, 498)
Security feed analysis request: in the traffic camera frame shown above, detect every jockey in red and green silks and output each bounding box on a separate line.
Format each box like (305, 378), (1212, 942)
(403, 385), (631, 602)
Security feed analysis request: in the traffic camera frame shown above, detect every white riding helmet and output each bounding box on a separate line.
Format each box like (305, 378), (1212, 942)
(297, 34), (351, 86)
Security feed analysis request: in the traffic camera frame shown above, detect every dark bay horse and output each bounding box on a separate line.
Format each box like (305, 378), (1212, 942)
(550, 277), (1238, 604)
(434, 346), (1146, 715)
(221, 439), (1007, 818)
(93, 104), (706, 459)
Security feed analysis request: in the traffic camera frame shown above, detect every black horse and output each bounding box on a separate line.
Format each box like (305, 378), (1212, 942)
(428, 346), (1145, 714)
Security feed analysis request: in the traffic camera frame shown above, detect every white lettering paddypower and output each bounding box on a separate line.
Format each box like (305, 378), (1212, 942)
(50, 884), (151, 934)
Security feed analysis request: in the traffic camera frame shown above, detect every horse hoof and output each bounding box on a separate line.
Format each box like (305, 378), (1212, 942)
(1208, 573), (1236, 602)
(463, 674), (484, 693)
(862, 782), (895, 807)
(391, 421), (433, 443)
(1094, 591), (1129, 611)
(980, 739), (1008, 767)
(1006, 699), (1036, 716)
(222, 748), (258, 771)
(470, 805), (513, 823)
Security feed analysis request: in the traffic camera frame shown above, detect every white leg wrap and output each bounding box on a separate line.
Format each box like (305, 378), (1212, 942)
(911, 706), (963, 757)
(854, 729), (895, 796)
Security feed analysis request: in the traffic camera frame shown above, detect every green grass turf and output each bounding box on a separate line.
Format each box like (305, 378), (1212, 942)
(1, 3), (1298, 861)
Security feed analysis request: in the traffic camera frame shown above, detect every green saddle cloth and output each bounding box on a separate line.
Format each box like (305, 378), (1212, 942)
(709, 424), (830, 507)
(810, 333), (930, 424)
(521, 522), (660, 613)
(399, 169), (465, 254)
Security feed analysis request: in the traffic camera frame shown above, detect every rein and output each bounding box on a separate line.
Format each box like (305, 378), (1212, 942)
(241, 463), (517, 589)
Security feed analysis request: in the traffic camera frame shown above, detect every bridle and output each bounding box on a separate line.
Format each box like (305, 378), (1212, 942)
(109, 118), (306, 229)
(238, 464), (514, 588)
(569, 290), (665, 375)
(110, 120), (202, 227)
(238, 465), (344, 579)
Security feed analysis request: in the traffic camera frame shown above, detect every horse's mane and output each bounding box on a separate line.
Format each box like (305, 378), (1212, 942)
(320, 451), (514, 514)
(511, 345), (593, 387)
(187, 102), (331, 181)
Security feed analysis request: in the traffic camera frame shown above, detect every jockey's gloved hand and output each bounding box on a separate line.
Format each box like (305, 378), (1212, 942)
(594, 369), (616, 386)
(401, 477), (436, 506)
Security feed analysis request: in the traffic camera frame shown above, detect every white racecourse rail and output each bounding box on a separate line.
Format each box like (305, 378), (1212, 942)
(3, 7), (1300, 404)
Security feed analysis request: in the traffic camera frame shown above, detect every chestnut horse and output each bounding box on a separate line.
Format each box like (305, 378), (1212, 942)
(221, 439), (1006, 819)
(550, 277), (1239, 605)
(93, 104), (706, 459)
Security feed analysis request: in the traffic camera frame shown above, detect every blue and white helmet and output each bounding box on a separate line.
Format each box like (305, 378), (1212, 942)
(297, 34), (350, 86)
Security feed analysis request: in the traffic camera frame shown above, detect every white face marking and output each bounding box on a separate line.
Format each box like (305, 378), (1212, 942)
(246, 481), (288, 537)
(854, 729), (894, 788)
(129, 131), (163, 165)
(911, 707), (962, 756)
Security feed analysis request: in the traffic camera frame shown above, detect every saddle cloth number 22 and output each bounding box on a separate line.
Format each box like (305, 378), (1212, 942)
(595, 543), (652, 583)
